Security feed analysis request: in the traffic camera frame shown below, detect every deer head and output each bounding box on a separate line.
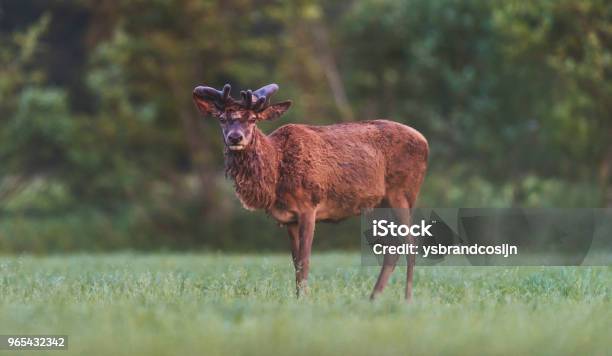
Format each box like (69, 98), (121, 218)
(193, 83), (292, 151)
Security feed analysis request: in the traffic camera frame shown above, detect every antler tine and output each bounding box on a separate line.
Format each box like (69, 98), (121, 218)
(246, 90), (253, 109)
(253, 96), (266, 111)
(240, 90), (248, 109)
(194, 84), (234, 110)
(193, 86), (223, 100)
(240, 90), (254, 109)
(253, 83), (279, 99)
(235, 84), (280, 111)
(252, 83), (279, 111)
(222, 83), (231, 101)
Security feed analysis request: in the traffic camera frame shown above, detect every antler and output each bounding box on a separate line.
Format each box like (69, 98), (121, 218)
(193, 83), (233, 109)
(240, 83), (279, 111)
(240, 89), (254, 110)
(194, 83), (280, 112)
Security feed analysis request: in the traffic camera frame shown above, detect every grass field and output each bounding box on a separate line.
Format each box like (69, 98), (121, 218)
(0, 253), (610, 356)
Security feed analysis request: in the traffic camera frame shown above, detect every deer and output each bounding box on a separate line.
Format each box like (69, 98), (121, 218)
(192, 83), (428, 301)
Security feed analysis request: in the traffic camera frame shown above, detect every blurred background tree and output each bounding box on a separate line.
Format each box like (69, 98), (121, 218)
(0, 0), (609, 253)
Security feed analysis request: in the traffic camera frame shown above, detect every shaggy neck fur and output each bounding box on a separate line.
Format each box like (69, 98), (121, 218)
(224, 128), (279, 211)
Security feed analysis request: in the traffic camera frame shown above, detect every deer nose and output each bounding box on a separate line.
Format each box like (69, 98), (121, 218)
(227, 132), (244, 145)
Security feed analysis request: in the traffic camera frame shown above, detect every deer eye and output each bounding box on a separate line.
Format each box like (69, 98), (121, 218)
(218, 116), (227, 123)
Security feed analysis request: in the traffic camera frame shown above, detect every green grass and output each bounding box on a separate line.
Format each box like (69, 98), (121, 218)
(0, 253), (610, 356)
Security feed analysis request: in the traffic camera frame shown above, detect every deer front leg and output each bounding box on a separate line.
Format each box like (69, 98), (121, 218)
(405, 233), (416, 302)
(287, 223), (300, 272)
(295, 210), (316, 297)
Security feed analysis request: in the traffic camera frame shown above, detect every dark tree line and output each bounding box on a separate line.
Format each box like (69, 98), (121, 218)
(0, 0), (610, 252)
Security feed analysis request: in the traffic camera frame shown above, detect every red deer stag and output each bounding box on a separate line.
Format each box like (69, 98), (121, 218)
(192, 83), (428, 301)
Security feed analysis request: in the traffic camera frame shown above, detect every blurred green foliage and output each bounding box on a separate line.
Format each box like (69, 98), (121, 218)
(0, 0), (610, 252)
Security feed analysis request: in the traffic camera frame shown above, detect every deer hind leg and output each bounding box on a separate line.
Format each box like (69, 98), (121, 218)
(396, 193), (417, 303)
(370, 192), (415, 301)
(402, 209), (416, 303)
(294, 210), (316, 298)
(287, 223), (300, 279)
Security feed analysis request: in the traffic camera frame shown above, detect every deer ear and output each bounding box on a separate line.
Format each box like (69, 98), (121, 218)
(193, 92), (221, 117)
(259, 101), (292, 121)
